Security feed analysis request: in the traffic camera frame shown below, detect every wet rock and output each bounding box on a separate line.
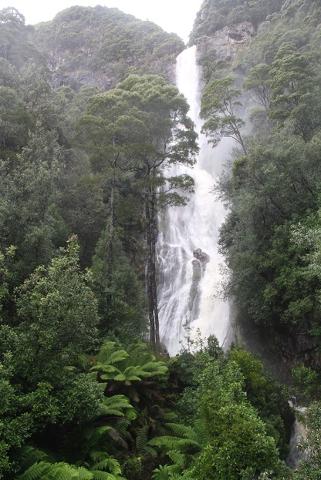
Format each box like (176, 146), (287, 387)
(193, 248), (210, 264)
(287, 406), (308, 468)
(186, 249), (210, 325)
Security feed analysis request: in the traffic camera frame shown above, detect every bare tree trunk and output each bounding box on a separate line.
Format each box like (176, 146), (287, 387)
(107, 157), (116, 274)
(145, 168), (160, 351)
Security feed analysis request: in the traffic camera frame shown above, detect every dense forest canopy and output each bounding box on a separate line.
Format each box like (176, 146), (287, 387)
(1, 0), (321, 478)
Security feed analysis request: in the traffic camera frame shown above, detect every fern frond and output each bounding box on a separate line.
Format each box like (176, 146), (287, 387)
(90, 364), (120, 380)
(91, 472), (125, 480)
(114, 417), (132, 437)
(18, 461), (94, 480)
(165, 423), (196, 440)
(19, 446), (52, 470)
(85, 426), (113, 450)
(140, 361), (168, 378)
(168, 450), (185, 468)
(97, 342), (129, 365)
(90, 454), (121, 475)
(114, 366), (141, 382)
(48, 462), (91, 480)
(18, 461), (51, 480)
(73, 466), (93, 480)
(142, 445), (158, 458)
(149, 436), (201, 454)
(152, 465), (172, 480)
(136, 424), (149, 454)
(98, 395), (135, 418)
(127, 343), (154, 365)
(162, 411), (178, 423)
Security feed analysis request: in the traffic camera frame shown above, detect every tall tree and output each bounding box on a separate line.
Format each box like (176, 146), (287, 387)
(201, 77), (247, 154)
(15, 236), (99, 384)
(78, 75), (198, 350)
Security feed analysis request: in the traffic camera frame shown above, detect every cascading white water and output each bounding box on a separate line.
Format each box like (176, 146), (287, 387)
(158, 45), (234, 356)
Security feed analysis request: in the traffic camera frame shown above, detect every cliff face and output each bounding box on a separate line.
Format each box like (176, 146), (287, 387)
(32, 6), (184, 90)
(191, 0), (283, 44)
(191, 0), (286, 82)
(196, 21), (255, 69)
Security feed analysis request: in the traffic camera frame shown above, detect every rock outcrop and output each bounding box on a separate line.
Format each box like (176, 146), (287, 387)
(187, 249), (210, 326)
(197, 21), (255, 64)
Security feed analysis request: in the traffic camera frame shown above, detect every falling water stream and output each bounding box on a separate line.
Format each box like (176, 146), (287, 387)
(158, 46), (233, 355)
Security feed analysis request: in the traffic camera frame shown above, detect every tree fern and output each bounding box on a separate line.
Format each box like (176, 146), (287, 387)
(98, 395), (136, 420)
(150, 435), (200, 454)
(113, 366), (142, 383)
(17, 459), (125, 480)
(17, 461), (92, 480)
(18, 461), (52, 480)
(96, 342), (129, 365)
(136, 424), (149, 454)
(91, 472), (123, 480)
(150, 422), (202, 479)
(165, 424), (196, 440)
(18, 446), (52, 470)
(83, 425), (115, 453)
(92, 341), (168, 386)
(152, 465), (172, 480)
(91, 363), (120, 381)
(90, 452), (122, 475)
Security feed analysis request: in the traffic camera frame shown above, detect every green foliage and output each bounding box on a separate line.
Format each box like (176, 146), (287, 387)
(219, 130), (321, 357)
(195, 8), (321, 478)
(293, 402), (321, 479)
(0, 365), (33, 476)
(292, 364), (321, 401)
(269, 43), (321, 138)
(92, 341), (168, 390)
(201, 76), (246, 152)
(98, 395), (136, 421)
(229, 348), (293, 457)
(15, 237), (99, 384)
(77, 73), (197, 348)
(17, 458), (125, 480)
(151, 345), (289, 480)
(244, 63), (271, 110)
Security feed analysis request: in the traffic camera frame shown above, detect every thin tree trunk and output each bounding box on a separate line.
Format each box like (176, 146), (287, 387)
(145, 169), (160, 351)
(107, 157), (116, 274)
(106, 145), (119, 278)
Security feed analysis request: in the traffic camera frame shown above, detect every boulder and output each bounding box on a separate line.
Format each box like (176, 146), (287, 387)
(193, 248), (210, 264)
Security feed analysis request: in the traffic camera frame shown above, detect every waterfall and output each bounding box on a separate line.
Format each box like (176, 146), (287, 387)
(287, 406), (308, 469)
(158, 46), (233, 355)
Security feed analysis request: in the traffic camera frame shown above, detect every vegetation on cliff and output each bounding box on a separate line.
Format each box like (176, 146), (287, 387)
(191, 0), (283, 43)
(195, 0), (321, 366)
(193, 1), (321, 476)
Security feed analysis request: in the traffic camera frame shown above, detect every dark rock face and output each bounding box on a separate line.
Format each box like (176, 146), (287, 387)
(186, 249), (210, 325)
(193, 248), (210, 264)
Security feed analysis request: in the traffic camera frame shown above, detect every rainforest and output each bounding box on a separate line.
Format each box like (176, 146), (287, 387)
(1, 0), (321, 478)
